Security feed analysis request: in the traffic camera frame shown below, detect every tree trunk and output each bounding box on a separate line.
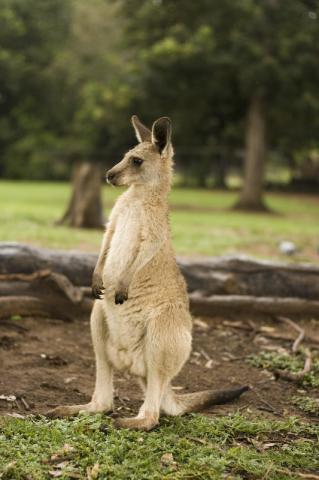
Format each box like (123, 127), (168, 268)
(234, 95), (268, 211)
(58, 162), (104, 229)
(214, 153), (228, 189)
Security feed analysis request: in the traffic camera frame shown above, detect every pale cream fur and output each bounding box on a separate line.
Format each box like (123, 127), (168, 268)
(49, 116), (192, 430)
(48, 116), (248, 430)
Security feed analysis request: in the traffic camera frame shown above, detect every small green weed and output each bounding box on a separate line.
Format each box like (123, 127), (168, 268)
(292, 395), (319, 416)
(248, 351), (319, 388)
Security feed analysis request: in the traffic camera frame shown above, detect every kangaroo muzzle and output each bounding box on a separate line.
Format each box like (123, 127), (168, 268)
(106, 170), (117, 185)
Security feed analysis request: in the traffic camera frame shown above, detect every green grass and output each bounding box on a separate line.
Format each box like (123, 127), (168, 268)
(248, 351), (319, 388)
(292, 396), (319, 416)
(0, 413), (318, 479)
(0, 180), (318, 260)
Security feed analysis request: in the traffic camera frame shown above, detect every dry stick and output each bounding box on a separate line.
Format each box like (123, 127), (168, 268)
(254, 382), (281, 415)
(274, 316), (313, 383)
(274, 347), (312, 383)
(278, 316), (305, 353)
(0, 269), (84, 303)
(0, 270), (52, 282)
(20, 396), (30, 411)
(223, 316), (314, 384)
(0, 319), (28, 332)
(277, 469), (319, 480)
(222, 319), (319, 345)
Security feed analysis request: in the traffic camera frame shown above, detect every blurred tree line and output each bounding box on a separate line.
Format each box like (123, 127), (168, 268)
(0, 0), (319, 225)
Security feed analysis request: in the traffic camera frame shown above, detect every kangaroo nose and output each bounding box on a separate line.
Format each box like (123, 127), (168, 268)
(106, 171), (115, 183)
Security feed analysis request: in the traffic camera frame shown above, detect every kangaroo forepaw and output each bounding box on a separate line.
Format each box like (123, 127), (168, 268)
(92, 272), (105, 299)
(92, 279), (105, 299)
(115, 291), (128, 305)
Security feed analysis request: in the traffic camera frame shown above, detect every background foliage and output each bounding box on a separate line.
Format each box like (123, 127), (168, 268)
(1, 0), (319, 189)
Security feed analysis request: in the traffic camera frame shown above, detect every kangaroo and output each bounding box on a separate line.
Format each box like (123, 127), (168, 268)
(48, 116), (248, 430)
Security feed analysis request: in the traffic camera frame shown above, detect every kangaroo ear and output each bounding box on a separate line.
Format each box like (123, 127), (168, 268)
(131, 115), (152, 143)
(152, 117), (172, 154)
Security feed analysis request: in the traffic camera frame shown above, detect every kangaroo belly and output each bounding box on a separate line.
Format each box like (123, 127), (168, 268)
(104, 303), (147, 377)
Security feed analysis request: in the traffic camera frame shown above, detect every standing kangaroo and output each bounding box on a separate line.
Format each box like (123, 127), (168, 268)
(49, 116), (248, 430)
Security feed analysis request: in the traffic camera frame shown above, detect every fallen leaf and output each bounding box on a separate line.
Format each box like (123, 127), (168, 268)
(5, 412), (26, 419)
(260, 326), (276, 333)
(50, 444), (75, 462)
(194, 318), (209, 330)
(187, 436), (208, 445)
(161, 453), (177, 470)
(55, 461), (69, 469)
(64, 377), (77, 384)
(0, 394), (16, 402)
(87, 463), (100, 480)
(49, 470), (62, 478)
(263, 442), (277, 449)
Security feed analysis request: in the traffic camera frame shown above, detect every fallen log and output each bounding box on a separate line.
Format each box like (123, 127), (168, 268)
(1, 242), (319, 319)
(189, 293), (319, 316)
(1, 243), (319, 299)
(0, 243), (96, 287)
(179, 257), (319, 299)
(0, 270), (92, 321)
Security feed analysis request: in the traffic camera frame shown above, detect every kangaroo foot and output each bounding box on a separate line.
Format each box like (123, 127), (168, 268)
(46, 402), (113, 418)
(113, 414), (158, 431)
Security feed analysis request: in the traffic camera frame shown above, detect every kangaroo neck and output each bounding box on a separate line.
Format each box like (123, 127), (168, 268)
(129, 182), (170, 206)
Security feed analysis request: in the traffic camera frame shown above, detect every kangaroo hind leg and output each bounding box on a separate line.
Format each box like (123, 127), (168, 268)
(114, 371), (169, 431)
(47, 301), (113, 417)
(114, 307), (191, 430)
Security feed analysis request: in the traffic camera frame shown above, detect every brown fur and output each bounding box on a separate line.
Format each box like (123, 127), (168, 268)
(48, 116), (248, 430)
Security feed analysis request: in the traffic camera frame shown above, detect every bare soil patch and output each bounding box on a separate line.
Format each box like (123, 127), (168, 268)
(1, 313), (318, 421)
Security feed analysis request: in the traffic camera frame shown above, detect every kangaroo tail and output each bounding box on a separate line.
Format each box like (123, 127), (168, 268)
(162, 385), (249, 416)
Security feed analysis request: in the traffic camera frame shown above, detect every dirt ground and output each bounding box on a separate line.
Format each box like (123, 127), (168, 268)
(0, 312), (318, 421)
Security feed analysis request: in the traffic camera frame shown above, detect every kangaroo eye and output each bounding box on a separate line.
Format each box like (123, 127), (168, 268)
(132, 156), (143, 166)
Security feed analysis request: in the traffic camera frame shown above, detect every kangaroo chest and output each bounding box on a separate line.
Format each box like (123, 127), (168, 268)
(104, 204), (142, 284)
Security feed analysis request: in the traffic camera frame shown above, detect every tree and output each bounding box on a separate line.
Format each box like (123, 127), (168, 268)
(120, 0), (319, 202)
(52, 0), (136, 228)
(226, 1), (319, 209)
(119, 0), (243, 188)
(0, 0), (71, 178)
(235, 95), (267, 210)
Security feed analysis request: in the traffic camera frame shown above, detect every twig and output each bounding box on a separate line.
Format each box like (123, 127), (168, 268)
(254, 390), (281, 415)
(277, 468), (319, 480)
(222, 319), (319, 345)
(20, 396), (30, 411)
(273, 317), (313, 383)
(0, 270), (52, 282)
(200, 348), (211, 362)
(278, 316), (305, 353)
(0, 319), (28, 333)
(275, 348), (312, 383)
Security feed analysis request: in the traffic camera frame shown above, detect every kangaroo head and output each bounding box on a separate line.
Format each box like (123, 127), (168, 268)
(106, 115), (172, 187)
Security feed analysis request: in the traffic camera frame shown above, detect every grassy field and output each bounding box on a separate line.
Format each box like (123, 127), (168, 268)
(1, 413), (318, 479)
(0, 180), (318, 262)
(1, 181), (319, 479)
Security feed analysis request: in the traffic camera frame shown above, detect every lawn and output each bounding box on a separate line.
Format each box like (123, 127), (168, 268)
(0, 180), (318, 262)
(1, 413), (318, 479)
(1, 181), (319, 479)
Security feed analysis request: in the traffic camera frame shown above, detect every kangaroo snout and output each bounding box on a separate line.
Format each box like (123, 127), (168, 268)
(106, 170), (117, 185)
